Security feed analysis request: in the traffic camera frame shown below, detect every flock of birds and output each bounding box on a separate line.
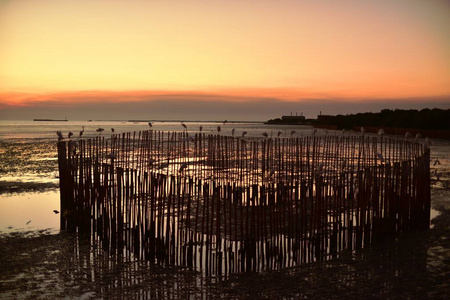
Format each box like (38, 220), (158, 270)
(56, 123), (434, 153)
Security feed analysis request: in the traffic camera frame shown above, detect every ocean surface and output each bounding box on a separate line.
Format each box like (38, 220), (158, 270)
(0, 120), (449, 299)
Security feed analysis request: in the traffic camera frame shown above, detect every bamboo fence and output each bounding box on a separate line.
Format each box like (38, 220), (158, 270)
(57, 130), (430, 276)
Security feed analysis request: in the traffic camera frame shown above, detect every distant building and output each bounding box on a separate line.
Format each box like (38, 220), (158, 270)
(281, 115), (306, 122)
(317, 114), (333, 121)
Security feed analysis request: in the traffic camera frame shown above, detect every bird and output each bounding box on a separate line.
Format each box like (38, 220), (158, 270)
(433, 169), (441, 181)
(56, 131), (63, 141)
(26, 220), (31, 225)
(79, 126), (85, 138)
(148, 121), (152, 127)
(96, 127), (104, 134)
(231, 128), (235, 136)
(217, 126), (221, 133)
(291, 130), (296, 136)
(181, 122), (187, 130)
(360, 127), (365, 134)
(242, 131), (247, 137)
(262, 132), (268, 138)
(53, 210), (59, 214)
(199, 125), (203, 132)
(415, 133), (422, 141)
(405, 132), (412, 140)
(68, 132), (73, 139)
(179, 162), (188, 173)
(434, 159), (441, 166)
(159, 162), (169, 169)
(378, 129), (385, 136)
(277, 131), (282, 137)
(269, 168), (276, 177)
(106, 152), (117, 160)
(111, 128), (115, 133)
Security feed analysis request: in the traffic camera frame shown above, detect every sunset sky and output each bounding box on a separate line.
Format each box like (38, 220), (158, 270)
(1, 0), (449, 120)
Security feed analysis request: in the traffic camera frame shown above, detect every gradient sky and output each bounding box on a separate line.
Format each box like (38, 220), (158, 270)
(1, 0), (449, 120)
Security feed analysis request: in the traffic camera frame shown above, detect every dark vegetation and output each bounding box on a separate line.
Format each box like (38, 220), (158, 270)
(314, 108), (450, 130)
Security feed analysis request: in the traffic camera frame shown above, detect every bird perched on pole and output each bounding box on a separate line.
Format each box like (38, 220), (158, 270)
(242, 131), (247, 137)
(181, 122), (187, 131)
(56, 131), (64, 141)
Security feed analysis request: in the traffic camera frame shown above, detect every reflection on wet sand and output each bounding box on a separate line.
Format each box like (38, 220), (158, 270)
(0, 219), (448, 299)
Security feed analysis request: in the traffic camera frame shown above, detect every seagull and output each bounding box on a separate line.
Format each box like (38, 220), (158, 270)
(291, 130), (296, 136)
(26, 220), (31, 225)
(269, 168), (275, 177)
(378, 129), (385, 136)
(217, 126), (221, 133)
(181, 122), (187, 130)
(53, 210), (59, 214)
(159, 162), (169, 169)
(317, 163), (324, 175)
(179, 162), (188, 173)
(231, 128), (235, 136)
(56, 131), (63, 141)
(262, 132), (268, 138)
(106, 152), (117, 160)
(277, 131), (282, 137)
(79, 126), (85, 138)
(433, 169), (441, 181)
(68, 132), (73, 139)
(148, 121), (152, 127)
(242, 131), (247, 137)
(415, 133), (422, 141)
(111, 128), (115, 133)
(199, 125), (203, 132)
(96, 128), (105, 134)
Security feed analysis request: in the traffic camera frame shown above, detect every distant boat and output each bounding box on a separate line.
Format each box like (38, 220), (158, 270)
(33, 118), (68, 122)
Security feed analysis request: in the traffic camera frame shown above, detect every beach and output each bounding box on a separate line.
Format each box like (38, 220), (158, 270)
(1, 120), (449, 299)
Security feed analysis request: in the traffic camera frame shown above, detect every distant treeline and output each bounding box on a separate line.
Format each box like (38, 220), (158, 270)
(314, 108), (450, 130)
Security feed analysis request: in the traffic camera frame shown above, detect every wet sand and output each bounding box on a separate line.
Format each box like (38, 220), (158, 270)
(1, 189), (449, 299)
(1, 125), (449, 299)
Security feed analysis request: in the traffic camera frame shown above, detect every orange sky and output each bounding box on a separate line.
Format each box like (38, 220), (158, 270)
(0, 0), (449, 116)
